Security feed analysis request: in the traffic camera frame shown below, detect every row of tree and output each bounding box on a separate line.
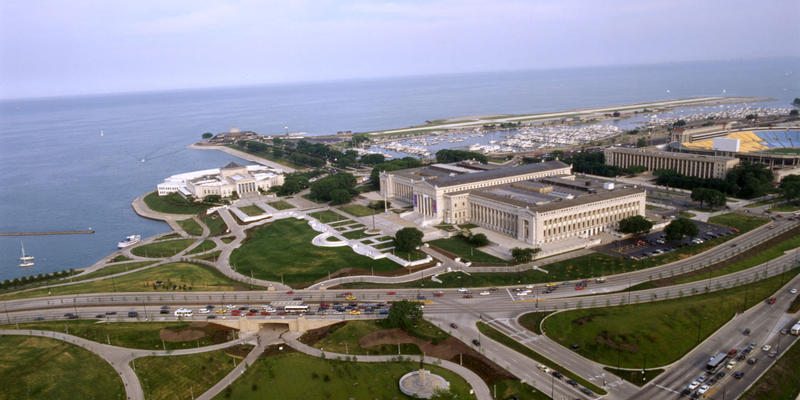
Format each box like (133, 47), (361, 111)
(309, 172), (358, 205)
(655, 163), (774, 199)
(435, 149), (487, 164)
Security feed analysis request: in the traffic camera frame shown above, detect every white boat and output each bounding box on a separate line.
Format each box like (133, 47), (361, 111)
(19, 242), (34, 268)
(117, 234), (141, 249)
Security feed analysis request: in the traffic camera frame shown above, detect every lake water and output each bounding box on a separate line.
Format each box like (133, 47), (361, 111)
(1, 57), (798, 280)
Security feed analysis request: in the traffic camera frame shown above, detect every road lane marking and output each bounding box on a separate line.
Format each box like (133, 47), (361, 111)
(655, 384), (680, 394)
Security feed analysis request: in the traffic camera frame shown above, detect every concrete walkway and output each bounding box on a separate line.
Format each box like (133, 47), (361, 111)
(282, 331), (493, 400)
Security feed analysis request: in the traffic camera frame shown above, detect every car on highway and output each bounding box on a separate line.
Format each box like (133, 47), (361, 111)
(565, 379), (578, 387)
(479, 291), (490, 296)
(767, 297), (777, 305)
(726, 360), (737, 369)
(734, 371), (745, 379)
(463, 294), (473, 298)
(762, 344), (772, 352)
(471, 339), (480, 346)
(697, 384), (710, 395)
(791, 288), (798, 294)
(449, 323), (458, 329)
(742, 328), (751, 335)
(688, 381), (701, 390)
(386, 291), (396, 295)
(550, 371), (563, 379)
(747, 357), (758, 365)
(457, 288), (469, 293)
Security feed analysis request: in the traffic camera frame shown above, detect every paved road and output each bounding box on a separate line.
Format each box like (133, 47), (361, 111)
(281, 331), (494, 400)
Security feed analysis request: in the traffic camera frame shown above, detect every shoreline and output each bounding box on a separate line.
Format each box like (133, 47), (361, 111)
(364, 96), (765, 137)
(189, 143), (297, 172)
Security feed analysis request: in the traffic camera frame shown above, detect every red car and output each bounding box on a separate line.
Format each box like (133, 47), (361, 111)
(767, 297), (777, 305)
(386, 291), (397, 295)
(286, 290), (294, 295)
(260, 311), (270, 316)
(231, 310), (242, 316)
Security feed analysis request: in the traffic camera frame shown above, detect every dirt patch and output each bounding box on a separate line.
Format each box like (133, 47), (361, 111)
(572, 315), (594, 326)
(159, 322), (237, 343)
(359, 328), (513, 384)
(299, 322), (346, 345)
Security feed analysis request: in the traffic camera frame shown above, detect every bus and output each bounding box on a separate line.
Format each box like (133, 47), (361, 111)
(174, 308), (194, 318)
(284, 305), (310, 314)
(706, 352), (728, 373)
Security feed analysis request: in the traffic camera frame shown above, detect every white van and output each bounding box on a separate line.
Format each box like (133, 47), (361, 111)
(174, 308), (194, 317)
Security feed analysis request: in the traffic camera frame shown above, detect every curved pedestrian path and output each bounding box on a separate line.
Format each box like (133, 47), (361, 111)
(281, 331), (493, 400)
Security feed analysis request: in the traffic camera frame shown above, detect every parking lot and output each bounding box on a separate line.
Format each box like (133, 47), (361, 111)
(598, 220), (735, 260)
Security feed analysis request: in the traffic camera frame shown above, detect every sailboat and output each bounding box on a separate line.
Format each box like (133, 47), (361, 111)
(19, 242), (35, 268)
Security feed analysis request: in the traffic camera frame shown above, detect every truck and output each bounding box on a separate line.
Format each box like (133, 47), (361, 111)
(791, 321), (800, 336)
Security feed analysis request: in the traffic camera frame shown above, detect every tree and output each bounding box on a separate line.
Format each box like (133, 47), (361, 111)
(691, 187), (726, 209)
(618, 215), (653, 236)
(360, 153), (386, 165)
(435, 149), (487, 164)
(793, 97), (800, 107)
(636, 137), (647, 147)
(725, 163), (773, 199)
(790, 109), (799, 117)
(310, 173), (357, 202)
(394, 227), (423, 252)
(369, 157), (423, 189)
(664, 218), (698, 241)
(780, 175), (800, 204)
(469, 233), (489, 247)
(203, 194), (222, 203)
(201, 132), (213, 139)
(511, 247), (540, 264)
(329, 189), (353, 205)
(382, 300), (423, 331)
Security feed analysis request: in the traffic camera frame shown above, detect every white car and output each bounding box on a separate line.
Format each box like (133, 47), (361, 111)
(688, 381), (701, 390)
(479, 291), (491, 296)
(457, 288), (469, 293)
(198, 308), (210, 314)
(698, 384), (710, 395)
(726, 360), (737, 369)
(791, 288), (798, 294)
(762, 344), (772, 352)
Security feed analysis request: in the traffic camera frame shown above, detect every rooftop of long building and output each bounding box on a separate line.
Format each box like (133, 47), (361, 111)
(389, 160), (570, 187)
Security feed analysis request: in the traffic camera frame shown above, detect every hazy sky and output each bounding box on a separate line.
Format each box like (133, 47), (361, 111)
(1, 0), (798, 99)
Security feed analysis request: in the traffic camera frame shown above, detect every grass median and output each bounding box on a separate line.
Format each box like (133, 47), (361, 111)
(77, 261), (157, 280)
(477, 321), (606, 395)
(239, 205), (264, 216)
(144, 191), (209, 215)
(1, 262), (253, 300)
(0, 335), (125, 399)
(741, 338), (800, 400)
(131, 239), (195, 258)
(338, 204), (380, 217)
(230, 218), (401, 288)
(177, 218), (203, 235)
(541, 268), (800, 369)
(268, 200), (295, 210)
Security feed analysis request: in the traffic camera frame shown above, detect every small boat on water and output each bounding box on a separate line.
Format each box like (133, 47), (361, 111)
(117, 234), (141, 249)
(19, 242), (34, 268)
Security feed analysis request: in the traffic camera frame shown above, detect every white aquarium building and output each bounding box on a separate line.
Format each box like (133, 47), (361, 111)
(157, 162), (284, 199)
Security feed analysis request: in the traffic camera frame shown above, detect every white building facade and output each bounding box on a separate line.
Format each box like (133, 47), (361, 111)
(157, 162), (284, 199)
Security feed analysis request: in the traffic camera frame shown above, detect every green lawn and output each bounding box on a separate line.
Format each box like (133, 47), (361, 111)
(230, 218), (401, 287)
(187, 239), (217, 255)
(308, 210), (347, 223)
(707, 212), (769, 232)
(137, 345), (252, 400)
(741, 339), (800, 400)
(631, 228), (800, 290)
(131, 239), (195, 258)
(144, 191), (209, 215)
(603, 367), (664, 387)
(178, 218), (203, 235)
(678, 211), (696, 219)
(212, 350), (475, 400)
(518, 312), (551, 335)
(1, 262), (251, 300)
(78, 261), (157, 280)
(1, 320), (238, 350)
(771, 202), (800, 212)
(193, 250), (222, 262)
(220, 236), (235, 244)
(268, 200), (295, 210)
(201, 213), (229, 236)
(239, 205), (265, 216)
(309, 320), (421, 355)
(542, 269), (800, 368)
(0, 335), (125, 400)
(477, 322), (606, 395)
(341, 229), (378, 240)
(338, 204), (380, 217)
(429, 236), (510, 265)
(493, 379), (551, 400)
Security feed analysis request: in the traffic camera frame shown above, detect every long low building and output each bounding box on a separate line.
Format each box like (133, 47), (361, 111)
(603, 147), (739, 179)
(380, 161), (646, 246)
(157, 162), (284, 199)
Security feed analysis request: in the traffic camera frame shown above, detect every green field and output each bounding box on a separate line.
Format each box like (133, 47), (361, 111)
(707, 212), (769, 232)
(131, 239), (195, 258)
(268, 200), (295, 210)
(742, 339), (800, 400)
(155, 232), (182, 241)
(0, 335), (125, 400)
(603, 367), (664, 386)
(541, 269), (799, 368)
(137, 346), (251, 400)
(212, 350), (474, 400)
(341, 229), (377, 240)
(477, 322), (606, 395)
(771, 202), (800, 212)
(78, 261), (157, 280)
(144, 191), (209, 214)
(518, 312), (551, 335)
(187, 239), (217, 255)
(178, 218), (203, 235)
(308, 210), (347, 223)
(1, 320), (238, 350)
(230, 218), (401, 287)
(1, 262), (251, 300)
(309, 320), (421, 355)
(201, 213), (229, 236)
(239, 205), (265, 216)
(109, 255), (132, 263)
(429, 236), (510, 265)
(339, 204), (380, 216)
(493, 380), (551, 400)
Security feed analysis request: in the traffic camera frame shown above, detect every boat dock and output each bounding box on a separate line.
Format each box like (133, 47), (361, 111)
(0, 229), (95, 237)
